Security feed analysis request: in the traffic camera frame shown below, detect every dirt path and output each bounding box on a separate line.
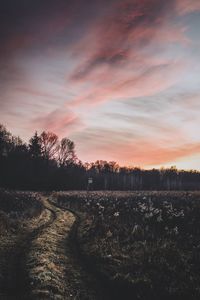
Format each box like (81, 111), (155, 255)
(26, 197), (76, 299)
(0, 199), (55, 299)
(27, 197), (112, 300)
(1, 196), (112, 299)
(48, 197), (112, 300)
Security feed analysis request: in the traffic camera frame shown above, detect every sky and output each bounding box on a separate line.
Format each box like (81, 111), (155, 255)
(1, 0), (200, 169)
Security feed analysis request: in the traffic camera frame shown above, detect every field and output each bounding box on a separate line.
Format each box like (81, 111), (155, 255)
(1, 190), (200, 299)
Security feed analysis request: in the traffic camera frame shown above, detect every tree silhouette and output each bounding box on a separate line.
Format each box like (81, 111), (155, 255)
(57, 138), (76, 167)
(40, 131), (59, 160)
(0, 124), (12, 157)
(1, 123), (200, 191)
(29, 132), (42, 159)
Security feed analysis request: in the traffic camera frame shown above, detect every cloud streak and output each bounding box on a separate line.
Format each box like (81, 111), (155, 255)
(33, 108), (84, 136)
(68, 0), (190, 108)
(1, 0), (200, 168)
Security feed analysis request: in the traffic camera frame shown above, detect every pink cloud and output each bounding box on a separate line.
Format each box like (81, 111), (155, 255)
(176, 0), (200, 15)
(33, 108), (84, 137)
(70, 61), (185, 106)
(2, 0), (200, 169)
(67, 0), (189, 110)
(73, 90), (200, 167)
(77, 130), (200, 167)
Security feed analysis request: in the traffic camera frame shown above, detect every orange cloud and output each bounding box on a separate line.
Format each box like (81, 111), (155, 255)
(73, 91), (200, 167)
(76, 129), (200, 167)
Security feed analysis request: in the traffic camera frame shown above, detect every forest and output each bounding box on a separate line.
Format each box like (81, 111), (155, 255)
(1, 124), (200, 191)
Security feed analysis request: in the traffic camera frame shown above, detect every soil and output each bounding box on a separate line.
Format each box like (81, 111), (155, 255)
(0, 194), (113, 299)
(2, 191), (199, 300)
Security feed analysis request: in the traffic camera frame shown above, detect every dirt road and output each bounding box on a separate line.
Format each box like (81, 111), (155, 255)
(0, 196), (111, 299)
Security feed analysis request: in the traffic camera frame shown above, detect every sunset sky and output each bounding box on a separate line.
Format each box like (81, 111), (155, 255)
(1, 0), (200, 169)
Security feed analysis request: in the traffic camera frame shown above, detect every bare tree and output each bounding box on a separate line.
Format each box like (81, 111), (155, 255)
(40, 131), (59, 160)
(57, 138), (76, 166)
(0, 124), (13, 156)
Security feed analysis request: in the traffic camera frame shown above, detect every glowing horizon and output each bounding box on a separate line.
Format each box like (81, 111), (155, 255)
(1, 0), (200, 169)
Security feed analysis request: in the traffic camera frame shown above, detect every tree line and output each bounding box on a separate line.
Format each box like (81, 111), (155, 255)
(0, 124), (200, 190)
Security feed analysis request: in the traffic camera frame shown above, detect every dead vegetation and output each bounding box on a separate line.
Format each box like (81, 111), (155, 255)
(57, 191), (200, 300)
(1, 190), (200, 300)
(0, 190), (47, 298)
(27, 199), (75, 299)
(0, 191), (107, 299)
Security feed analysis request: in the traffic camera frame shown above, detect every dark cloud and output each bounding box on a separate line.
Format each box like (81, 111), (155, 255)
(70, 0), (176, 80)
(0, 0), (114, 51)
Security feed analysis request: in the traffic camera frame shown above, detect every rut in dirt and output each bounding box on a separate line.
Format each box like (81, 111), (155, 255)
(1, 197), (118, 300)
(50, 199), (115, 300)
(52, 199), (140, 300)
(26, 198), (112, 299)
(0, 203), (56, 300)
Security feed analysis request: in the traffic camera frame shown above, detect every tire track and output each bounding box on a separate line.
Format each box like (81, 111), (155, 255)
(0, 198), (56, 300)
(48, 197), (113, 300)
(26, 197), (77, 299)
(1, 195), (115, 299)
(50, 196), (137, 300)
